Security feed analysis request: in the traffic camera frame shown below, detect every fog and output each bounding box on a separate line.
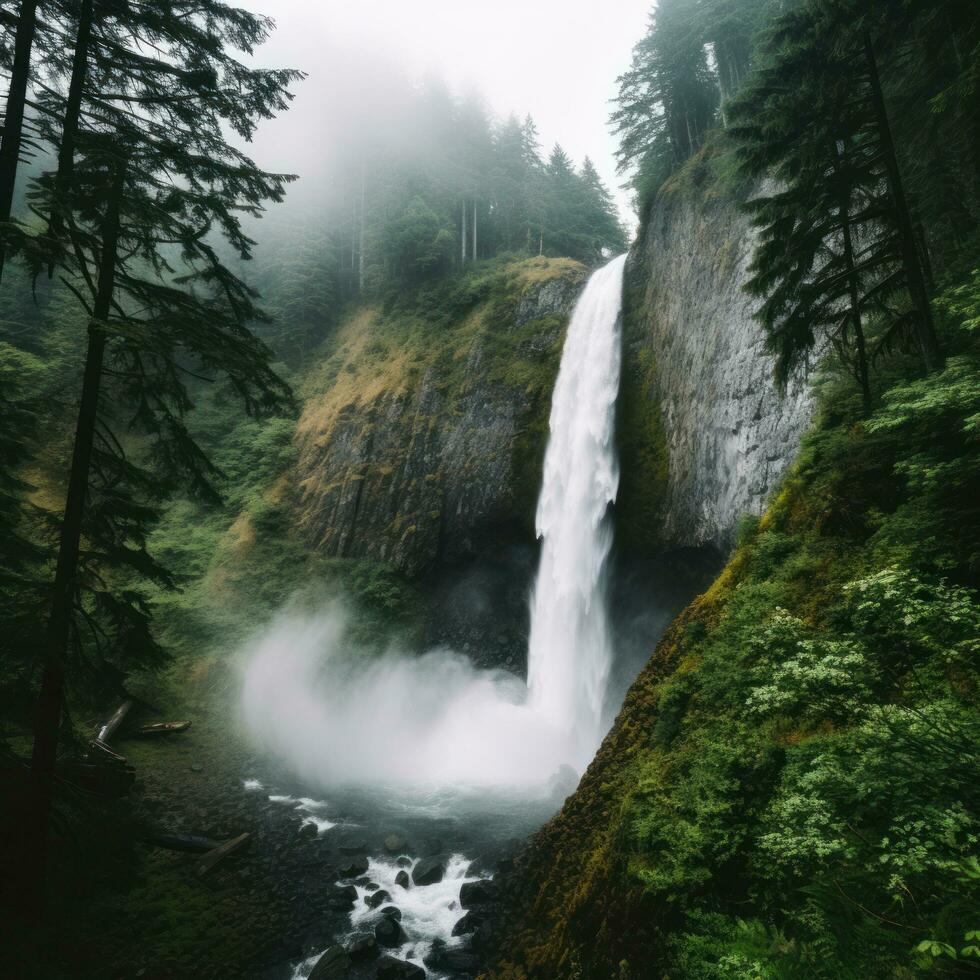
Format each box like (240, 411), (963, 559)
(237, 0), (651, 223)
(240, 604), (580, 788)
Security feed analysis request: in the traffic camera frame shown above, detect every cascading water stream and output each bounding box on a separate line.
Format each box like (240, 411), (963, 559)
(241, 255), (628, 787)
(526, 253), (626, 769)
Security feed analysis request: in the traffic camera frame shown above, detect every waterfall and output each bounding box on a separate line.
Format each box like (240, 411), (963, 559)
(527, 254), (626, 768)
(241, 256), (627, 788)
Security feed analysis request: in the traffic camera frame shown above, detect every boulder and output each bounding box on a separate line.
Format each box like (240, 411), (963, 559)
(347, 933), (378, 962)
(307, 945), (351, 980)
(365, 889), (391, 909)
(452, 911), (484, 936)
(380, 906), (402, 921)
(339, 856), (369, 878)
(375, 956), (425, 980)
(374, 916), (404, 948)
(411, 857), (444, 886)
(459, 878), (496, 908)
(394, 870), (410, 889)
(439, 949), (481, 974)
(298, 823), (318, 840)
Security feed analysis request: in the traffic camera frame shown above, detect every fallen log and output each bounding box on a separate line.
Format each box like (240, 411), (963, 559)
(95, 700), (132, 744)
(195, 832), (251, 877)
(138, 721), (191, 737)
(144, 832), (221, 853)
(89, 738), (127, 763)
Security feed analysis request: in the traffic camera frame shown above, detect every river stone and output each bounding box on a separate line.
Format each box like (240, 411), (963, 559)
(459, 879), (496, 908)
(452, 911), (484, 936)
(365, 889), (390, 909)
(375, 955), (425, 980)
(307, 945), (351, 980)
(374, 917), (404, 948)
(438, 949), (481, 974)
(394, 870), (410, 889)
(383, 834), (406, 853)
(339, 856), (369, 878)
(334, 884), (358, 903)
(347, 933), (378, 962)
(411, 857), (444, 886)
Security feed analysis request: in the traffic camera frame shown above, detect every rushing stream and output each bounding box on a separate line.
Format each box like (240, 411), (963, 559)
(240, 255), (628, 976)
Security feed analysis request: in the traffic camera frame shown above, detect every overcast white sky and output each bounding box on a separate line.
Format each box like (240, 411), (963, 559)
(239, 0), (653, 225)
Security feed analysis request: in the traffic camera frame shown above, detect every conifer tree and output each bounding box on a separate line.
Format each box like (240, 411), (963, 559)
(730, 0), (947, 400)
(4, 0), (302, 915)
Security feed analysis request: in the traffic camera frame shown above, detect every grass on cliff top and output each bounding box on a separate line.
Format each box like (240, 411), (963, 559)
(493, 270), (980, 980)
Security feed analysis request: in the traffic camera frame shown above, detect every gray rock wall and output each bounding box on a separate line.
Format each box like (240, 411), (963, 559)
(625, 185), (816, 551)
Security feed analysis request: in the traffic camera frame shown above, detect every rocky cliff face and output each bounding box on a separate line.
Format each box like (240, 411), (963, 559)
(292, 258), (587, 579)
(618, 173), (815, 552)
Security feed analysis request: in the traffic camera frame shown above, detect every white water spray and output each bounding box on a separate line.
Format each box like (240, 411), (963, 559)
(241, 255), (627, 787)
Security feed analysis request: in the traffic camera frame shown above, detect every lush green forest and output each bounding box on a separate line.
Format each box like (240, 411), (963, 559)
(0, 0), (978, 977)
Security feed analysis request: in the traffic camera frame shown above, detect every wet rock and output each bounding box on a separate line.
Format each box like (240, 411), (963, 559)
(452, 911), (484, 936)
(395, 856), (412, 868)
(190, 763), (204, 774)
(383, 834), (406, 854)
(459, 879), (496, 908)
(364, 882), (380, 893)
(374, 916), (404, 948)
(339, 856), (369, 878)
(308, 945), (351, 980)
(411, 857), (444, 886)
(394, 870), (410, 889)
(365, 889), (391, 909)
(347, 933), (379, 962)
(375, 956), (425, 980)
(379, 906), (401, 921)
(333, 884), (358, 906)
(438, 949), (481, 974)
(298, 823), (318, 840)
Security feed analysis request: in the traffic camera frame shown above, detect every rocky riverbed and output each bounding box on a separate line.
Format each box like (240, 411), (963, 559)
(83, 715), (565, 980)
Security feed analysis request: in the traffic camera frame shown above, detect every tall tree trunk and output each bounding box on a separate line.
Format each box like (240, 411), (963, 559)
(863, 32), (943, 372)
(472, 199), (477, 261)
(0, 0), (40, 284)
(461, 199), (467, 263)
(358, 160), (365, 293)
(833, 140), (871, 411)
(25, 158), (126, 921)
(47, 0), (95, 277)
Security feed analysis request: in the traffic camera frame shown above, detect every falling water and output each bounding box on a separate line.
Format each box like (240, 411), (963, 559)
(241, 255), (627, 787)
(526, 253), (626, 769)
